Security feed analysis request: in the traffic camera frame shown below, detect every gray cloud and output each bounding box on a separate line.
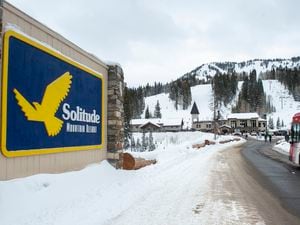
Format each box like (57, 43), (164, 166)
(6, 0), (300, 86)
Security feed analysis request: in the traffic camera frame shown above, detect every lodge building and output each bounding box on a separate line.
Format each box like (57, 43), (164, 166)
(191, 112), (267, 134)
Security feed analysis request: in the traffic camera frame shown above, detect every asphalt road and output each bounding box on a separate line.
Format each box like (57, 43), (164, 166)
(241, 138), (300, 220)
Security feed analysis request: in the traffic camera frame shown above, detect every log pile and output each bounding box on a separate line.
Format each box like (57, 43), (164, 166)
(219, 138), (240, 144)
(192, 138), (241, 149)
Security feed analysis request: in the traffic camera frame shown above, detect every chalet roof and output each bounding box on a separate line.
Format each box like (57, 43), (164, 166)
(139, 121), (161, 129)
(131, 118), (163, 126)
(219, 124), (231, 129)
(227, 113), (259, 120)
(131, 118), (182, 127)
(258, 118), (267, 122)
(190, 102), (199, 115)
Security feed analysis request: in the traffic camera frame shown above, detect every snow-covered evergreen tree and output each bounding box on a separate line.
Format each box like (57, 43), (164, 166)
(154, 100), (162, 118)
(136, 138), (141, 152)
(268, 117), (274, 129)
(181, 119), (184, 130)
(142, 131), (148, 151)
(124, 135), (130, 150)
(276, 117), (281, 129)
(149, 131), (156, 151)
(145, 106), (151, 119)
(130, 136), (136, 151)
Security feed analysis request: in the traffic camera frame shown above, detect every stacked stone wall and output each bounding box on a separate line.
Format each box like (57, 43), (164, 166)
(107, 65), (124, 167)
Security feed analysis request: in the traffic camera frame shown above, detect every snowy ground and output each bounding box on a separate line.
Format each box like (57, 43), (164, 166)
(248, 133), (290, 156)
(273, 139), (290, 156)
(0, 132), (251, 225)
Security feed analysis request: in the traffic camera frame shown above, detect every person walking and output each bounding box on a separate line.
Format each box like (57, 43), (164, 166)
(264, 132), (268, 142)
(269, 134), (272, 143)
(285, 133), (289, 142)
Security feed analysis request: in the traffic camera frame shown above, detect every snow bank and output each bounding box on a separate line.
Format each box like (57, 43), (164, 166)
(273, 139), (290, 156)
(0, 132), (245, 225)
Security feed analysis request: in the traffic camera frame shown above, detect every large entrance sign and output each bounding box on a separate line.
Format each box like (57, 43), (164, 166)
(1, 30), (104, 157)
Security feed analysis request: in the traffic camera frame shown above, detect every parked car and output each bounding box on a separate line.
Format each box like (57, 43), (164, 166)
(273, 130), (288, 136)
(233, 132), (242, 137)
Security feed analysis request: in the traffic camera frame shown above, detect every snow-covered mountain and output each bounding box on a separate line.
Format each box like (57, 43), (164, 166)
(139, 56), (300, 129)
(142, 80), (300, 129)
(182, 57), (300, 82)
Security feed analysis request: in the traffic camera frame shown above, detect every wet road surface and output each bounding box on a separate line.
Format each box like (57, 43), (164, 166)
(241, 138), (300, 219)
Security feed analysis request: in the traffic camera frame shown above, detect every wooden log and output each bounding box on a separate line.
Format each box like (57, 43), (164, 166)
(219, 140), (232, 144)
(122, 153), (156, 170)
(205, 140), (216, 145)
(192, 143), (206, 149)
(122, 153), (135, 170)
(134, 158), (157, 170)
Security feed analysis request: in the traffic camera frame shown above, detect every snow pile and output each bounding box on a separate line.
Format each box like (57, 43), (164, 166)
(273, 139), (290, 156)
(0, 132), (247, 225)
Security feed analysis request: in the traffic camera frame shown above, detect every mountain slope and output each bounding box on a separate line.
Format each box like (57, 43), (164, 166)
(182, 57), (300, 82)
(142, 80), (299, 129)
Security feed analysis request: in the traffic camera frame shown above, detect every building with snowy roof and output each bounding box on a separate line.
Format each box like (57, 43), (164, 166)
(130, 118), (183, 132)
(192, 112), (266, 133)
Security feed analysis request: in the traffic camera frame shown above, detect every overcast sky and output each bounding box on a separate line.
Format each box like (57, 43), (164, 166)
(6, 0), (300, 86)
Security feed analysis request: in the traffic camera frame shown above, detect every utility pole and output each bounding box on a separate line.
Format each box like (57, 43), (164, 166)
(213, 105), (216, 140)
(213, 94), (218, 140)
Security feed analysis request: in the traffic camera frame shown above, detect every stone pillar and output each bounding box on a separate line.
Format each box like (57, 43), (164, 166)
(107, 64), (124, 168)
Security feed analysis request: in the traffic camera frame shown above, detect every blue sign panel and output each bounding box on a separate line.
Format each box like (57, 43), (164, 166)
(1, 30), (104, 157)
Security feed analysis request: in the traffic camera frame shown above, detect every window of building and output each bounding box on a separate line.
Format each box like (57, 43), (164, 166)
(251, 120), (257, 127)
(240, 120), (247, 127)
(231, 121), (237, 128)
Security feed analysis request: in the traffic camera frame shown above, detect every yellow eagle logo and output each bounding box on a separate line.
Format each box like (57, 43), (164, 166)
(13, 72), (72, 136)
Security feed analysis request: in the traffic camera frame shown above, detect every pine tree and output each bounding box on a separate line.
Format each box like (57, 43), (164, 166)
(182, 81), (192, 109)
(212, 72), (238, 107)
(149, 131), (155, 151)
(136, 138), (141, 152)
(169, 81), (178, 110)
(276, 117), (281, 129)
(123, 86), (132, 146)
(154, 100), (162, 118)
(130, 136), (136, 151)
(142, 131), (148, 151)
(235, 70), (267, 114)
(181, 119), (184, 130)
(124, 136), (130, 150)
(281, 119), (284, 127)
(268, 117), (274, 129)
(145, 106), (151, 119)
